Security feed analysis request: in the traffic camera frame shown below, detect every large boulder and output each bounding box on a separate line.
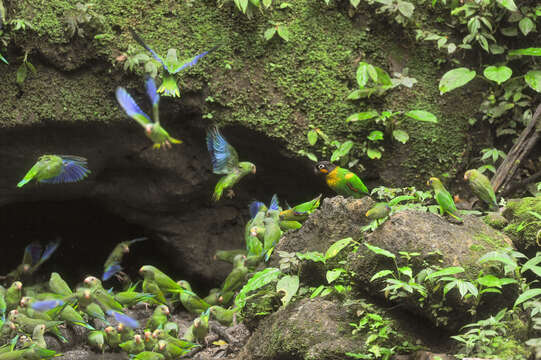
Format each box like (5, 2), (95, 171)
(503, 197), (541, 252)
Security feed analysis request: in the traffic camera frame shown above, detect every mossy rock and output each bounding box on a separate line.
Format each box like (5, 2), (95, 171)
(483, 212), (509, 230)
(503, 197), (541, 252)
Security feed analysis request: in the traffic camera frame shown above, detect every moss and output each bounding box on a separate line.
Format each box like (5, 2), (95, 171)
(483, 212), (509, 230)
(503, 197), (541, 251)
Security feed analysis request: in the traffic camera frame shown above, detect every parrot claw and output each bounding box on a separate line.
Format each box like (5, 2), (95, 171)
(226, 189), (235, 199)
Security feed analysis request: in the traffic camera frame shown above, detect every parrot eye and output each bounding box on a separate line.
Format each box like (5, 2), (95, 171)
(317, 164), (325, 169)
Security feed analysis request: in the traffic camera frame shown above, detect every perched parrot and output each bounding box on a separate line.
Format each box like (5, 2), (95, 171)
(427, 177), (463, 223)
(154, 339), (191, 358)
(48, 272), (72, 297)
(116, 77), (181, 150)
(177, 280), (210, 315)
(30, 324), (47, 349)
(117, 322), (135, 342)
(279, 194), (322, 221)
(8, 311), (65, 341)
(144, 330), (157, 351)
(182, 317), (208, 344)
(130, 28), (219, 97)
(263, 214), (282, 260)
(209, 305), (241, 327)
(163, 321), (179, 337)
(114, 290), (154, 307)
(5, 282), (22, 311)
(202, 288), (221, 306)
(221, 255), (248, 294)
(152, 329), (197, 351)
(104, 326), (122, 349)
(17, 155), (90, 187)
(133, 351), (165, 360)
(214, 249), (247, 264)
(139, 265), (185, 295)
(103, 237), (148, 281)
(279, 220), (302, 231)
(146, 305), (169, 331)
(365, 203), (391, 223)
(119, 334), (145, 355)
(314, 161), (368, 198)
(464, 169), (499, 210)
(206, 126), (256, 201)
(88, 330), (106, 353)
(141, 277), (168, 306)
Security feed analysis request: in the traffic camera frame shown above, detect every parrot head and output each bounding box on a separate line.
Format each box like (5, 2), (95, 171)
(158, 340), (167, 351)
(157, 305), (170, 315)
(139, 266), (154, 279)
(314, 161), (336, 175)
(22, 264), (31, 273)
(122, 244), (130, 253)
(194, 318), (201, 328)
(13, 281), (23, 291)
(117, 323), (124, 332)
(145, 124), (154, 136)
(152, 329), (162, 339)
(145, 330), (153, 341)
(177, 280), (191, 291)
(20, 297), (31, 307)
(427, 177), (442, 188)
(134, 334), (142, 344)
(104, 326), (116, 335)
(239, 162), (256, 175)
(464, 169), (475, 181)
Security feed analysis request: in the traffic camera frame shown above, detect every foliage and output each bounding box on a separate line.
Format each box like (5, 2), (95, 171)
(218, 0), (272, 19)
(16, 51), (36, 85)
(63, 2), (105, 39)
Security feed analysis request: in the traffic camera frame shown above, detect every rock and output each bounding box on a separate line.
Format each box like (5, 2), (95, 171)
(483, 212), (508, 229)
(60, 350), (128, 360)
(503, 197), (541, 252)
(350, 209), (514, 330)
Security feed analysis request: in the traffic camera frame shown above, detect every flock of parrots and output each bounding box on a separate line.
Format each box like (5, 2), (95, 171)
(2, 26), (504, 360)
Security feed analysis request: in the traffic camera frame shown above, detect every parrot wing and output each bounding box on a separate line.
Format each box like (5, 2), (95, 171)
(269, 194), (279, 211)
(41, 158), (90, 184)
(145, 77), (160, 124)
(102, 264), (123, 281)
(170, 45), (221, 74)
(249, 201), (265, 219)
(206, 127), (239, 174)
(115, 87), (153, 127)
(344, 171), (369, 195)
(471, 175), (498, 207)
(17, 161), (41, 187)
(32, 238), (61, 270)
(129, 28), (168, 72)
(23, 242), (42, 266)
(436, 190), (463, 221)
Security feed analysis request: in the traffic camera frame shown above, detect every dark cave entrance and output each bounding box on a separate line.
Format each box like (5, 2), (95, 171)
(0, 199), (181, 288)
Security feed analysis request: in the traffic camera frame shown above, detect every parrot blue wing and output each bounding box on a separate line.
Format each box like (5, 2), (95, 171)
(24, 242), (42, 266)
(39, 238), (61, 264)
(107, 310), (140, 329)
(145, 77), (159, 106)
(129, 28), (168, 72)
(115, 87), (153, 127)
(249, 201), (265, 219)
(31, 300), (65, 312)
(102, 264), (123, 281)
(170, 45), (220, 74)
(269, 194), (279, 211)
(41, 158), (90, 184)
(206, 127), (239, 175)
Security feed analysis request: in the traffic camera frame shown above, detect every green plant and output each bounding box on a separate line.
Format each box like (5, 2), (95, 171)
(218, 0), (272, 19)
(63, 2), (105, 39)
(16, 51), (36, 85)
(264, 22), (290, 41)
(301, 127), (358, 168)
(8, 19), (34, 32)
(477, 147), (506, 174)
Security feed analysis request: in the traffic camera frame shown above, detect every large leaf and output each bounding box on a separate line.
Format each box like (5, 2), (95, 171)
(509, 48), (541, 56)
(307, 130), (317, 145)
(392, 129), (409, 144)
(405, 110), (438, 123)
(496, 0), (517, 11)
(519, 17), (535, 36)
(277, 25), (291, 42)
(356, 62), (370, 88)
(366, 148), (382, 159)
(364, 243), (396, 259)
(264, 27), (276, 41)
(346, 111), (379, 123)
(514, 288), (541, 307)
(397, 0), (414, 18)
(367, 130), (384, 141)
(276, 275), (299, 306)
(483, 66), (512, 85)
(525, 70), (541, 93)
(235, 268), (282, 309)
(425, 266), (465, 281)
(326, 269), (346, 284)
(439, 68), (476, 94)
(325, 238), (354, 260)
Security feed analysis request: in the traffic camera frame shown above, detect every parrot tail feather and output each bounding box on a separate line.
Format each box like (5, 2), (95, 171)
(17, 177), (31, 188)
(169, 137), (182, 144)
(448, 211), (463, 223)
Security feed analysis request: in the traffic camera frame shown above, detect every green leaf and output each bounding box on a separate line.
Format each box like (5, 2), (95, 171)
(496, 0), (517, 11)
(307, 130), (318, 145)
(350, 0), (361, 7)
(509, 48), (541, 56)
(519, 17), (535, 36)
(366, 148), (382, 159)
(26, 62), (37, 74)
(439, 68), (476, 95)
(336, 141), (354, 157)
(367, 130), (384, 141)
(310, 285), (325, 298)
(370, 270), (394, 282)
(405, 110), (438, 123)
(235, 268), (282, 309)
(346, 111), (379, 122)
(483, 66), (512, 85)
(16, 64), (28, 84)
(296, 251), (326, 263)
(347, 90), (362, 100)
(356, 62), (369, 88)
(277, 25), (291, 41)
(262, 0), (272, 7)
(514, 288), (541, 307)
(305, 152), (318, 162)
(326, 269), (345, 284)
(364, 243), (396, 259)
(525, 70), (541, 93)
(425, 266), (465, 280)
(326, 238), (354, 260)
(478, 251), (517, 270)
(477, 274), (503, 288)
(397, 0), (414, 18)
(392, 130), (409, 144)
(276, 275), (299, 306)
(264, 27), (276, 41)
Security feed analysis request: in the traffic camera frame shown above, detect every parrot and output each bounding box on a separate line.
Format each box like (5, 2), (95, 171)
(16, 347), (57, 360)
(206, 126), (256, 201)
(5, 282), (22, 311)
(116, 77), (181, 150)
(141, 277), (168, 306)
(139, 265), (185, 295)
(209, 305), (241, 326)
(133, 351), (165, 360)
(163, 321), (178, 337)
(280, 220), (303, 230)
(144, 330), (157, 351)
(104, 326), (122, 348)
(279, 194), (322, 221)
(365, 202), (391, 223)
(48, 272), (72, 297)
(107, 310), (140, 329)
(262, 213), (282, 260)
(17, 155), (90, 187)
(191, 314), (209, 344)
(103, 237), (148, 281)
(114, 290), (154, 307)
(464, 169), (499, 210)
(202, 288), (221, 306)
(314, 161), (369, 198)
(30, 324), (46, 349)
(221, 255), (248, 294)
(145, 305), (169, 331)
(57, 304), (94, 329)
(129, 28), (220, 98)
(116, 322), (135, 342)
(214, 249), (247, 264)
(119, 334), (145, 355)
(88, 330), (106, 353)
(8, 311), (65, 342)
(427, 177), (463, 223)
(5, 239), (61, 281)
(154, 339), (191, 359)
(177, 281), (210, 315)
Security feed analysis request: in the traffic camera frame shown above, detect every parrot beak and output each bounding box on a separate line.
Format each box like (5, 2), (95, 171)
(117, 323), (124, 332)
(15, 282), (22, 290)
(463, 173), (468, 181)
(159, 342), (166, 351)
(139, 267), (144, 274)
(252, 166), (257, 174)
(104, 327), (112, 334)
(164, 307), (170, 315)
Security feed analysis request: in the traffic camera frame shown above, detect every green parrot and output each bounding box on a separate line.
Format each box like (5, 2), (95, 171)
(17, 155), (90, 187)
(202, 288), (221, 306)
(464, 169), (499, 210)
(214, 249), (247, 264)
(30, 324), (46, 349)
(263, 214), (282, 260)
(104, 326), (122, 348)
(315, 161), (368, 198)
(163, 321), (179, 337)
(427, 177), (463, 223)
(103, 237), (147, 281)
(5, 282), (22, 311)
(146, 305), (170, 331)
(154, 339), (191, 359)
(116, 77), (182, 150)
(206, 126), (256, 201)
(48, 273), (72, 297)
(209, 305), (241, 327)
(115, 290), (155, 307)
(279, 220), (303, 231)
(192, 314), (209, 344)
(5, 239), (61, 281)
(177, 281), (210, 315)
(144, 330), (157, 351)
(152, 329), (197, 351)
(58, 304), (94, 329)
(133, 351), (165, 360)
(221, 255), (248, 294)
(130, 28), (219, 98)
(279, 194), (322, 221)
(139, 265), (184, 295)
(365, 202), (391, 223)
(19, 297), (52, 321)
(83, 301), (108, 323)
(87, 330), (106, 353)
(116, 322), (135, 342)
(83, 276), (124, 312)
(8, 311), (65, 341)
(119, 334), (145, 355)
(142, 277), (168, 306)
(11, 347), (56, 360)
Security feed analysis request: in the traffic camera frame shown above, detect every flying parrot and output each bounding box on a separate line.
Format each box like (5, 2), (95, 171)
(206, 126), (256, 201)
(279, 194), (322, 222)
(129, 28), (220, 97)
(116, 77), (181, 149)
(464, 169), (499, 210)
(314, 161), (368, 198)
(17, 155), (90, 187)
(427, 177), (463, 223)
(103, 237), (148, 281)
(365, 202), (391, 223)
